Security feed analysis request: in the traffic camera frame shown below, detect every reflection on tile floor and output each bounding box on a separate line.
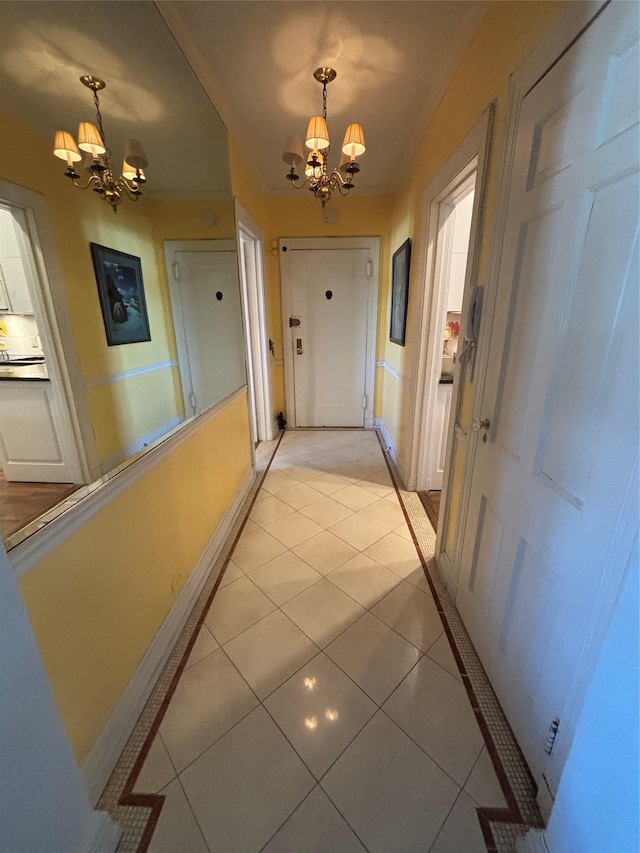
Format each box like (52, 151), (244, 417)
(102, 430), (539, 852)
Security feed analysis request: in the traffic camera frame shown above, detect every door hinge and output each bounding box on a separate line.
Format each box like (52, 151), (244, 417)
(172, 260), (180, 280)
(545, 718), (560, 755)
(189, 391), (196, 413)
(362, 394), (368, 409)
(366, 258), (373, 279)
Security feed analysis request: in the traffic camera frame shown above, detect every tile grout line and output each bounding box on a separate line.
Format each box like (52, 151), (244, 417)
(375, 431), (544, 852)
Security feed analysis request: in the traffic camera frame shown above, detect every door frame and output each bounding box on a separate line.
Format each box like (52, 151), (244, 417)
(0, 182), (96, 483)
(459, 0), (614, 816)
(279, 236), (379, 429)
(406, 107), (493, 587)
(235, 203), (274, 443)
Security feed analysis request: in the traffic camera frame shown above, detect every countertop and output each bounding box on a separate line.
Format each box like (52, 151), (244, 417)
(0, 363), (49, 380)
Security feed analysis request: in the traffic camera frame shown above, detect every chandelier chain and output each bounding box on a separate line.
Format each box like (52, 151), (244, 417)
(92, 88), (107, 148)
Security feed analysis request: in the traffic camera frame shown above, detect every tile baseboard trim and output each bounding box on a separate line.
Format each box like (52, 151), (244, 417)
(81, 466), (256, 805)
(373, 417), (406, 487)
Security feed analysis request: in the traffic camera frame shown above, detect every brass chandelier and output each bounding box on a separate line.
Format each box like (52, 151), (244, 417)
(52, 75), (148, 213)
(282, 67), (366, 209)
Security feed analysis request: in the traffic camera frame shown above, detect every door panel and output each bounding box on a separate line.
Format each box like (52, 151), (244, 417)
(175, 251), (246, 415)
(457, 1), (639, 791)
(286, 248), (370, 427)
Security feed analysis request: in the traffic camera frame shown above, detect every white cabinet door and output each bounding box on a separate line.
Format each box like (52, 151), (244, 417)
(0, 381), (81, 482)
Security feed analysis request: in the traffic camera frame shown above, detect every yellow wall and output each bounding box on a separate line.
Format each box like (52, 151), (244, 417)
(228, 136), (393, 422)
(18, 391), (252, 761)
(3, 115), (255, 761)
(379, 0), (567, 471)
(0, 111), (182, 470)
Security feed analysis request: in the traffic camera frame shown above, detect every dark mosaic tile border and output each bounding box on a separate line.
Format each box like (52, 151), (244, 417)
(98, 435), (284, 852)
(97, 428), (543, 852)
(376, 434), (544, 853)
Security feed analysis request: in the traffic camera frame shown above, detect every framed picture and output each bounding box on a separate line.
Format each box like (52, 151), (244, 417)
(389, 237), (411, 346)
(90, 243), (151, 346)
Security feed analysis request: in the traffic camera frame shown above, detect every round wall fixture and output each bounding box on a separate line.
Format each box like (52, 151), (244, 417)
(216, 291), (223, 301)
(325, 290), (333, 300)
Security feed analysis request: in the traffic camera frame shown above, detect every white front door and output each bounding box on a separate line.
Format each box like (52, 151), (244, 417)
(457, 0), (639, 794)
(171, 247), (246, 416)
(280, 240), (377, 428)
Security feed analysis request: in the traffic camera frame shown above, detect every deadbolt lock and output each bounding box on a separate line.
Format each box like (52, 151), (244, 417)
(296, 338), (303, 355)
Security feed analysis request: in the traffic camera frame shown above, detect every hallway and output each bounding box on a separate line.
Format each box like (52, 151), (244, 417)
(101, 429), (533, 852)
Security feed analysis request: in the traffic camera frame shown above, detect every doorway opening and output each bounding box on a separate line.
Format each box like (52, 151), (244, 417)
(236, 204), (274, 446)
(0, 186), (94, 545)
(407, 106), (493, 591)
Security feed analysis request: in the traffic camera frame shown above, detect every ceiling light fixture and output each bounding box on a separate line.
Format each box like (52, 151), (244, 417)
(282, 68), (366, 209)
(53, 76), (148, 213)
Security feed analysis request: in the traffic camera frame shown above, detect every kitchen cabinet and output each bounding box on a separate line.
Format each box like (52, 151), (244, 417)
(0, 207), (33, 314)
(0, 257), (33, 314)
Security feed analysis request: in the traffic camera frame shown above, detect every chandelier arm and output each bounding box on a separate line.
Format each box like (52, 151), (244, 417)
(70, 173), (103, 191)
(116, 178), (142, 201)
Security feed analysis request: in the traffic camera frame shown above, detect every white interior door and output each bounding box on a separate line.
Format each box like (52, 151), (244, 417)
(457, 0), (639, 795)
(171, 248), (246, 416)
(280, 242), (377, 428)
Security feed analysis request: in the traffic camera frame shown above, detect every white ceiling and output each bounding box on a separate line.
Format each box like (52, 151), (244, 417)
(1, 1), (488, 201)
(159, 1), (488, 196)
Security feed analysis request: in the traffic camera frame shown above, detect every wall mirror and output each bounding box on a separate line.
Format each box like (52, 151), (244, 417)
(0, 1), (246, 548)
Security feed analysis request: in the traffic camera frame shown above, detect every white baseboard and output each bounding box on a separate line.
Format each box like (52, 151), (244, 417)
(515, 829), (549, 853)
(84, 810), (121, 853)
(374, 417), (407, 487)
(81, 467), (255, 805)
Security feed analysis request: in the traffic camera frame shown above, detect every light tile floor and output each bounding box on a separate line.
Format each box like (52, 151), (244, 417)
(129, 429), (506, 852)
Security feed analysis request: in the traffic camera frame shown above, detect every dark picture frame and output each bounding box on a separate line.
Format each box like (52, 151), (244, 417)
(389, 237), (411, 346)
(90, 243), (151, 346)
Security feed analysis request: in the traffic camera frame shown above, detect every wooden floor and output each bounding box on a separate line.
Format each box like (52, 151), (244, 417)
(417, 490), (440, 533)
(0, 470), (80, 541)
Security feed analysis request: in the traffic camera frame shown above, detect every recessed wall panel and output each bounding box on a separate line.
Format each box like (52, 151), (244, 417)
(539, 174), (639, 504)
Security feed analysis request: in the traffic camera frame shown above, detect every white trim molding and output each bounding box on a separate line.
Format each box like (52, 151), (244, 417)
(81, 465), (255, 805)
(85, 361), (178, 389)
(375, 360), (403, 382)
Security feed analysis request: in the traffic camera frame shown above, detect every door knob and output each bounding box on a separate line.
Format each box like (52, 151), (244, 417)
(472, 417), (490, 431)
(296, 338), (303, 355)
